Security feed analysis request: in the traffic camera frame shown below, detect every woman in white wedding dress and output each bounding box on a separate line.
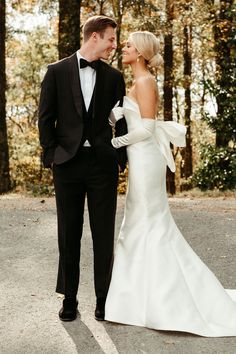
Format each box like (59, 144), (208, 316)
(105, 31), (236, 337)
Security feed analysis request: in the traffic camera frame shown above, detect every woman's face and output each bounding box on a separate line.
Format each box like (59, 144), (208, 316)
(122, 38), (139, 65)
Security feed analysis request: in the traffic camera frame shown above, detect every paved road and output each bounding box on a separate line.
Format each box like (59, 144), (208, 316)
(0, 195), (235, 354)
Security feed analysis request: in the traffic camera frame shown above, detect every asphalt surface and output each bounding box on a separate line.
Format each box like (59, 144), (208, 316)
(0, 194), (235, 354)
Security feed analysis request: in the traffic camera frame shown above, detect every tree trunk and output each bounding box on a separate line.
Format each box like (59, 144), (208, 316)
(164, 2), (173, 122)
(164, 0), (175, 194)
(0, 0), (11, 193)
(116, 11), (123, 70)
(97, 0), (106, 14)
(58, 0), (81, 59)
(181, 24), (193, 183)
(214, 0), (233, 147)
(111, 0), (124, 70)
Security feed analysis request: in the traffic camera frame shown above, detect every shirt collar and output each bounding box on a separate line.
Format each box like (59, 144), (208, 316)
(77, 50), (86, 69)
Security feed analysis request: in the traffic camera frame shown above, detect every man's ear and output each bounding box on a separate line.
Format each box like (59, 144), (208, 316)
(91, 32), (99, 41)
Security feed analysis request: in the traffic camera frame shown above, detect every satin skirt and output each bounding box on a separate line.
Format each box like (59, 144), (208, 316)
(105, 138), (236, 337)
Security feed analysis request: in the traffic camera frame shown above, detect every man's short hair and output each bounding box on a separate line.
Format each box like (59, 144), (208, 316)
(83, 15), (117, 41)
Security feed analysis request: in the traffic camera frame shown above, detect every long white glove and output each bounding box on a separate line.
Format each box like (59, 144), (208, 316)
(111, 118), (155, 148)
(109, 104), (124, 127)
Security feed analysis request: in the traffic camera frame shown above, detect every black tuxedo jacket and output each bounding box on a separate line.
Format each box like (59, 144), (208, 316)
(38, 53), (127, 172)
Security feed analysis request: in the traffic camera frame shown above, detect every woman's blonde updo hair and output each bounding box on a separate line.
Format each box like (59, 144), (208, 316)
(129, 31), (163, 68)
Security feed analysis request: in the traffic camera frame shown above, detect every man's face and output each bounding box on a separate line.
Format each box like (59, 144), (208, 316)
(93, 26), (117, 60)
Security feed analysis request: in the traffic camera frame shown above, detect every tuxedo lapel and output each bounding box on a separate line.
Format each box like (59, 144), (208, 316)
(92, 61), (104, 119)
(69, 54), (83, 119)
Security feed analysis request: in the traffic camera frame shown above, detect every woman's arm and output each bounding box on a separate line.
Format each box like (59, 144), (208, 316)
(111, 77), (157, 148)
(109, 105), (124, 126)
(111, 118), (155, 148)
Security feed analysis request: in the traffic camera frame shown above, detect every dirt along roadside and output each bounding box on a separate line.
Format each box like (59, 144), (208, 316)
(0, 194), (235, 354)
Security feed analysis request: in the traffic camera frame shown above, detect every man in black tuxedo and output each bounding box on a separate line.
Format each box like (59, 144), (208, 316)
(38, 15), (126, 321)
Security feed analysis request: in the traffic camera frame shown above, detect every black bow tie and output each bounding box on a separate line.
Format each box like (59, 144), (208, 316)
(80, 58), (99, 70)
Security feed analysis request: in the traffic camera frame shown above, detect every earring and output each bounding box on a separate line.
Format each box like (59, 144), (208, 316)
(137, 55), (141, 63)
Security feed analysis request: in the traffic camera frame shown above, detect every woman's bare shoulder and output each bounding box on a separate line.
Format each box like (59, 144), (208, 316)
(135, 75), (156, 88)
(135, 75), (157, 99)
(135, 75), (158, 118)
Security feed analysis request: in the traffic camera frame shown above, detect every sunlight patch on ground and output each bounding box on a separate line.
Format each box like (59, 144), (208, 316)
(81, 313), (119, 354)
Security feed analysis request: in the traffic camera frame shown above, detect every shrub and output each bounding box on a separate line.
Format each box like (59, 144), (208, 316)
(192, 144), (236, 191)
(8, 126), (54, 195)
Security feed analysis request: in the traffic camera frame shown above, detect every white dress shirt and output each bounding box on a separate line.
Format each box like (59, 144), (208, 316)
(76, 51), (97, 146)
(76, 51), (96, 110)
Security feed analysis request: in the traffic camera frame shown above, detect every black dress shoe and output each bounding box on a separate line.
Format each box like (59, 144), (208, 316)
(95, 297), (106, 321)
(59, 297), (78, 321)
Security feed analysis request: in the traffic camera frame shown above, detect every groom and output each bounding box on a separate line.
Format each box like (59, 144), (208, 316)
(38, 15), (126, 321)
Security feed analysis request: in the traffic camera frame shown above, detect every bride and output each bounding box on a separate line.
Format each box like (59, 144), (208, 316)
(105, 31), (236, 337)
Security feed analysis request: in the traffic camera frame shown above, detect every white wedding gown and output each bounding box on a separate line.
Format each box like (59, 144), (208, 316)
(105, 96), (236, 337)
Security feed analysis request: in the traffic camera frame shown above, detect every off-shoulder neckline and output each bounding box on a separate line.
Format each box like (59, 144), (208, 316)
(124, 95), (139, 107)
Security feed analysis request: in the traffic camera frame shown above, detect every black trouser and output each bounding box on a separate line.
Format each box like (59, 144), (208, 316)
(53, 147), (118, 299)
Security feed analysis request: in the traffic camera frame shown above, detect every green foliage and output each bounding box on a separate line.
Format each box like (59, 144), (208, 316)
(203, 3), (236, 146)
(6, 26), (58, 127)
(5, 1), (57, 195)
(193, 2), (236, 191)
(203, 68), (236, 145)
(193, 144), (236, 190)
(8, 125), (54, 195)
